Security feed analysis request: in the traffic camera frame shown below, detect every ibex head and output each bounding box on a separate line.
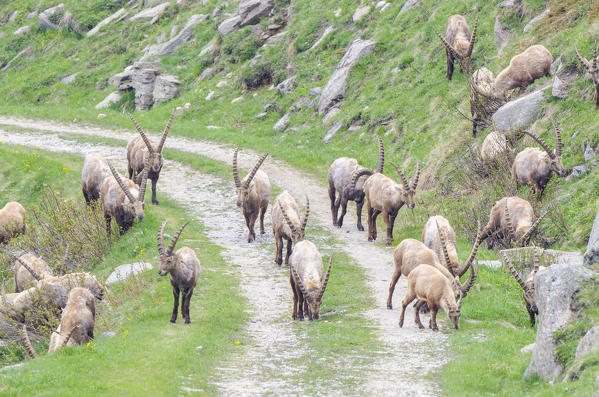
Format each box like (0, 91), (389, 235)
(435, 17), (478, 74)
(575, 41), (599, 83)
(522, 119), (564, 176)
(279, 196), (309, 243)
(444, 296), (461, 329)
(389, 161), (421, 209)
(128, 110), (174, 174)
(233, 149), (268, 208)
(157, 221), (188, 276)
(501, 249), (541, 324)
(292, 256), (332, 321)
(107, 160), (148, 223)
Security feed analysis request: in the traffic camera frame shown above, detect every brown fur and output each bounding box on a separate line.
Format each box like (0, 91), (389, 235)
(481, 131), (510, 165)
(422, 216), (459, 272)
(437, 15), (478, 79)
(271, 192), (309, 266)
(14, 253), (53, 293)
(81, 154), (111, 204)
(495, 45), (552, 94)
(48, 287), (95, 353)
(0, 201), (26, 244)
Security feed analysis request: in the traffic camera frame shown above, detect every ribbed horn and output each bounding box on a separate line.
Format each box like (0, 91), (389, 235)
(167, 222), (189, 256)
(504, 200), (514, 243)
(434, 29), (461, 60)
(436, 220), (455, 277)
(243, 153), (268, 188)
(107, 161), (136, 204)
(458, 221), (482, 277)
(21, 325), (38, 358)
(467, 16), (478, 57)
(375, 134), (385, 174)
(575, 45), (591, 71)
(459, 260), (478, 298)
(291, 265), (307, 296)
(351, 169), (374, 190)
(593, 40), (599, 73)
(128, 112), (154, 153)
(518, 209), (548, 246)
(16, 257), (41, 281)
(278, 201), (299, 237)
(532, 246), (541, 273)
(232, 149), (241, 188)
(318, 256), (332, 302)
(390, 162), (410, 190)
(501, 252), (526, 289)
(157, 221), (167, 256)
(157, 109), (175, 153)
(300, 196), (310, 235)
(59, 325), (78, 348)
(137, 158), (149, 202)
(522, 130), (555, 159)
(410, 161), (421, 191)
(550, 119), (562, 157)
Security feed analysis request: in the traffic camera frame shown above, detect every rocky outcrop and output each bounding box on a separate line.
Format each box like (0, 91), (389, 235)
(523, 9), (550, 33)
(142, 14), (208, 58)
(13, 26), (31, 36)
(323, 121), (343, 143)
(398, 0), (419, 16)
(87, 8), (127, 37)
(353, 5), (371, 23)
(153, 75), (180, 105)
(575, 326), (599, 361)
(106, 262), (152, 284)
(276, 76), (296, 95)
(273, 112), (290, 132)
(38, 4), (64, 30)
(218, 0), (274, 36)
(307, 26), (334, 52)
(492, 88), (548, 132)
(584, 209), (599, 267)
(318, 39), (376, 115)
(95, 91), (122, 109)
(129, 2), (169, 23)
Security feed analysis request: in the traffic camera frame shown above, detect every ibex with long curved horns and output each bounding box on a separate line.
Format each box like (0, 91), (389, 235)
(480, 197), (547, 248)
(512, 121), (565, 200)
(271, 192), (309, 266)
(328, 135), (384, 230)
(575, 40), (599, 107)
(14, 253), (53, 292)
(126, 110), (174, 205)
(494, 45), (552, 94)
(501, 250), (545, 326)
(289, 242), (332, 321)
(233, 149), (270, 242)
(101, 160), (148, 237)
(47, 287), (95, 353)
(352, 161), (420, 245)
(157, 221), (201, 324)
(436, 15), (478, 80)
(0, 201), (26, 245)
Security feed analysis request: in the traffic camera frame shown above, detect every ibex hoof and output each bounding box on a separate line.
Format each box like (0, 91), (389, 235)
(184, 319), (191, 324)
(432, 327), (439, 332)
(152, 200), (159, 205)
(386, 242), (392, 246)
(170, 319), (176, 323)
(418, 325), (425, 330)
(368, 237), (374, 241)
(387, 304), (392, 310)
(357, 225), (364, 231)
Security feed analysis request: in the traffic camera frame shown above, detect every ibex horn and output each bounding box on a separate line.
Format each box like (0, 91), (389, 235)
(318, 255), (332, 302)
(62, 240), (71, 265)
(157, 109), (175, 153)
(107, 161), (136, 204)
(278, 201), (299, 236)
(550, 119), (562, 157)
(300, 196), (310, 235)
(375, 134), (385, 174)
(137, 157), (149, 202)
(59, 325), (78, 349)
(243, 153), (268, 188)
(467, 16), (479, 57)
(436, 220), (455, 277)
(410, 161), (421, 191)
(21, 325), (39, 358)
(504, 200), (514, 243)
(575, 45), (591, 71)
(167, 222), (189, 256)
(522, 130), (555, 159)
(593, 39), (599, 74)
(458, 221), (482, 277)
(518, 209), (548, 247)
(500, 252), (527, 290)
(434, 29), (461, 60)
(128, 112), (154, 153)
(291, 265), (308, 296)
(157, 221), (167, 256)
(232, 148), (241, 188)
(532, 246), (541, 273)
(16, 257), (42, 281)
(351, 168), (374, 190)
(459, 260), (478, 298)
(390, 162), (410, 191)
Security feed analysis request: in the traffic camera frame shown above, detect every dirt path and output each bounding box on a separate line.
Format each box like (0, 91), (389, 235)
(0, 117), (446, 395)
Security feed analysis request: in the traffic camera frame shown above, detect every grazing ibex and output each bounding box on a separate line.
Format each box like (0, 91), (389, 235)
(101, 161), (148, 237)
(352, 161), (420, 245)
(47, 287), (95, 353)
(575, 41), (599, 107)
(157, 221), (201, 324)
(289, 241), (331, 321)
(14, 253), (53, 292)
(126, 111), (174, 205)
(399, 261), (478, 331)
(81, 154), (112, 204)
(480, 197), (547, 248)
(422, 216), (459, 272)
(0, 201), (26, 244)
(494, 45), (552, 94)
(501, 250), (545, 326)
(512, 122), (565, 200)
(328, 135), (384, 230)
(271, 192), (309, 266)
(481, 131), (510, 166)
(436, 15), (478, 80)
(233, 149), (270, 242)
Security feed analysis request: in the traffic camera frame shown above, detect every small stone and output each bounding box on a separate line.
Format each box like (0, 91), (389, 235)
(566, 165), (588, 181)
(199, 67), (214, 81)
(99, 331), (117, 339)
(334, 8), (342, 17)
(352, 5), (370, 23)
(95, 92), (122, 109)
(61, 72), (78, 84)
(205, 90), (215, 100)
(129, 2), (169, 21)
(87, 8), (127, 37)
(584, 144), (597, 162)
(106, 262), (152, 284)
(231, 96), (243, 103)
(97, 113), (107, 119)
(575, 326), (599, 360)
(308, 87), (322, 97)
(276, 76), (296, 95)
(551, 56), (563, 75)
(398, 0), (419, 16)
(13, 26), (31, 36)
(273, 113), (290, 132)
(523, 9), (550, 33)
(323, 121), (342, 143)
(216, 80), (227, 88)
(322, 107), (341, 125)
(26, 11), (38, 20)
(521, 343), (536, 354)
(552, 76), (567, 99)
(184, 102), (191, 110)
(256, 112), (267, 119)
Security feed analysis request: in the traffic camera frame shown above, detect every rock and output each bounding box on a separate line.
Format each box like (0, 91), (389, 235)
(13, 26), (31, 36)
(494, 16), (510, 52)
(263, 30), (287, 47)
(323, 121), (343, 143)
(218, 15), (242, 36)
(276, 76), (296, 95)
(551, 56), (562, 75)
(38, 4), (64, 30)
(479, 260), (502, 269)
(334, 8), (342, 17)
(87, 8), (127, 37)
(352, 5), (371, 22)
(61, 72), (78, 84)
(212, 7), (222, 19)
(132, 68), (157, 110)
(256, 112), (267, 119)
(106, 262), (152, 284)
(129, 2), (169, 21)
(523, 9), (550, 33)
(308, 26), (334, 52)
(153, 75), (180, 105)
(521, 343), (535, 354)
(184, 102), (191, 110)
(585, 144), (597, 162)
(584, 208), (599, 267)
(524, 262), (592, 380)
(143, 14), (208, 58)
(322, 107), (341, 125)
(308, 87), (322, 97)
(492, 88), (547, 132)
(566, 165), (588, 181)
(376, 1), (387, 9)
(97, 113), (107, 120)
(500, 248), (584, 277)
(318, 39), (376, 115)
(575, 326), (599, 360)
(199, 67), (214, 81)
(552, 76), (567, 99)
(231, 96), (243, 103)
(398, 0), (419, 16)
(237, 0), (274, 26)
(1, 46), (29, 72)
(99, 331), (117, 339)
(198, 39), (218, 61)
(26, 11), (38, 20)
(0, 363), (24, 371)
(216, 80), (228, 88)
(290, 97), (313, 111)
(273, 113), (290, 132)
(499, 0), (521, 8)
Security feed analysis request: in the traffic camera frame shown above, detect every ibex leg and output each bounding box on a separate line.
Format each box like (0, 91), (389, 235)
(170, 285), (180, 323)
(356, 199), (364, 231)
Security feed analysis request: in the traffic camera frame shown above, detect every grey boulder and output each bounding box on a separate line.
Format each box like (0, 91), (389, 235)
(492, 88), (547, 132)
(38, 4), (64, 30)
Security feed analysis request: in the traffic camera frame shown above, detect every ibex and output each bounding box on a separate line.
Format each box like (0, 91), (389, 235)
(436, 15), (478, 80)
(0, 201), (26, 244)
(47, 287), (95, 353)
(422, 216), (458, 272)
(352, 161), (420, 245)
(480, 197), (547, 248)
(328, 135), (384, 230)
(501, 250), (545, 326)
(574, 41), (599, 106)
(289, 241), (331, 321)
(481, 131), (510, 166)
(101, 160), (148, 237)
(512, 121), (565, 200)
(157, 221), (201, 324)
(126, 111), (174, 205)
(233, 149), (270, 243)
(81, 154), (112, 204)
(398, 261), (478, 331)
(14, 253), (53, 292)
(271, 192), (309, 266)
(494, 45), (552, 94)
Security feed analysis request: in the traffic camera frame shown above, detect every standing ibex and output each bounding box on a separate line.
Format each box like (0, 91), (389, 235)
(47, 287), (96, 353)
(422, 216), (459, 272)
(512, 121), (565, 200)
(328, 135), (384, 231)
(0, 201), (26, 244)
(289, 241), (331, 321)
(126, 111), (174, 205)
(494, 45), (552, 94)
(81, 154), (112, 204)
(271, 192), (309, 266)
(575, 41), (599, 107)
(480, 197), (547, 248)
(101, 161), (148, 237)
(233, 149), (270, 243)
(157, 221), (201, 324)
(481, 131), (510, 166)
(436, 15), (478, 80)
(14, 253), (53, 292)
(501, 250), (545, 326)
(398, 261), (478, 331)
(352, 161), (420, 245)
